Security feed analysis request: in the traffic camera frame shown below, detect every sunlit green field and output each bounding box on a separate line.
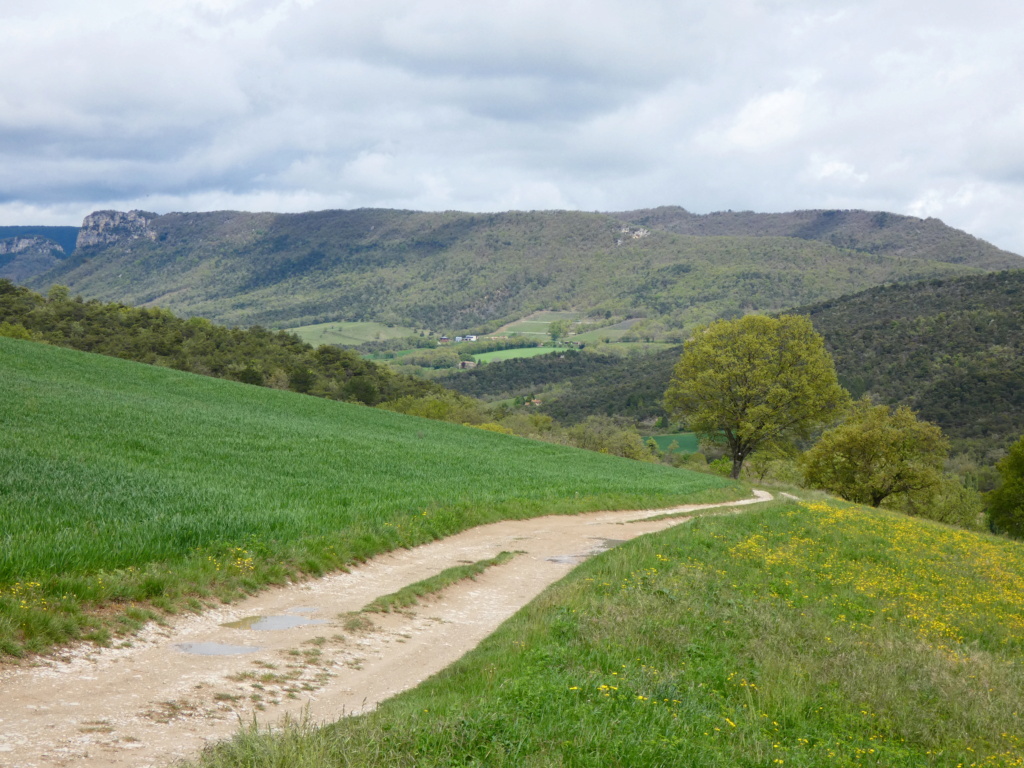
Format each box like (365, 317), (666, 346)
(191, 500), (1024, 768)
(284, 320), (417, 346)
(0, 337), (738, 656)
(473, 347), (560, 363)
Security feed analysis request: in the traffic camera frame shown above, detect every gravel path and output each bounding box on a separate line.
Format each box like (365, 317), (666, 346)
(0, 490), (772, 768)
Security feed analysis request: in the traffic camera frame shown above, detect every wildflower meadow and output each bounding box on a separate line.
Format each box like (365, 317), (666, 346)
(192, 499), (1024, 768)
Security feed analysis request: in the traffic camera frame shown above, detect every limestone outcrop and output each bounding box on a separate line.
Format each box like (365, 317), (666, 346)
(76, 210), (158, 249)
(0, 236), (65, 282)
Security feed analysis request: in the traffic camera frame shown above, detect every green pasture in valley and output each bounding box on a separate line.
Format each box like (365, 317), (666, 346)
(284, 320), (417, 346)
(472, 347), (560, 363)
(0, 337), (739, 656)
(191, 499), (1024, 768)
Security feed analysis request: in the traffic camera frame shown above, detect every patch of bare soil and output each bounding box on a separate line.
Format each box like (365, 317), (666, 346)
(0, 491), (771, 767)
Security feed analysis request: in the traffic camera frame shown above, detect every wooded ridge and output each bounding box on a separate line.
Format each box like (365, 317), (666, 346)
(795, 270), (1024, 459)
(21, 206), (1021, 331)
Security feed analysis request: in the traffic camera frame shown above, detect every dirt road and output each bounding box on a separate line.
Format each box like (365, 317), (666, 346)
(0, 490), (771, 768)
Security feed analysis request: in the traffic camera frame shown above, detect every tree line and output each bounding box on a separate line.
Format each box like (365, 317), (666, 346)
(0, 280), (440, 406)
(0, 280), (660, 463)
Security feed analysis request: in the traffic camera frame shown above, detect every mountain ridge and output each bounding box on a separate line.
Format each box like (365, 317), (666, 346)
(24, 206), (1021, 331)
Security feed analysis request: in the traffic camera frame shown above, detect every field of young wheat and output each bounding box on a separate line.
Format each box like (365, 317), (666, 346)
(0, 337), (737, 656)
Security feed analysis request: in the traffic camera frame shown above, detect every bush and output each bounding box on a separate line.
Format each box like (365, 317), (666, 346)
(0, 322), (32, 340)
(987, 435), (1024, 538)
(803, 398), (948, 508)
(888, 473), (986, 530)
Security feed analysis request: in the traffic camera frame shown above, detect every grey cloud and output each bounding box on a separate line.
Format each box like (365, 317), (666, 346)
(1, 0), (1023, 254)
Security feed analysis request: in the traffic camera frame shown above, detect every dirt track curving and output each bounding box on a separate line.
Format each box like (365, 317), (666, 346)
(0, 490), (771, 768)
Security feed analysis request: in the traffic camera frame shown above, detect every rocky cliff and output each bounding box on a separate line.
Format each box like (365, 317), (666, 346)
(76, 210), (158, 249)
(0, 236), (66, 283)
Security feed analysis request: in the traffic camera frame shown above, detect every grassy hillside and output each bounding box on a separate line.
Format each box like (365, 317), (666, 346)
(797, 270), (1024, 457)
(0, 279), (439, 406)
(28, 208), (1008, 330)
(0, 338), (738, 656)
(190, 499), (1024, 768)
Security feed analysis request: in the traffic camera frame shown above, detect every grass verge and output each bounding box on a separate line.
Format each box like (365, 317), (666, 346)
(360, 552), (519, 614)
(187, 499), (1024, 768)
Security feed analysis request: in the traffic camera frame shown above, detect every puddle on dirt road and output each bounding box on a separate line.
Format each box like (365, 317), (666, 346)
(547, 539), (627, 565)
(220, 605), (325, 631)
(175, 642), (262, 656)
(546, 554), (585, 564)
(221, 614), (327, 631)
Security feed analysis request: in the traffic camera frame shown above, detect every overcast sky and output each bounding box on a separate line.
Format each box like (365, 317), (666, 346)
(3, 0), (1024, 254)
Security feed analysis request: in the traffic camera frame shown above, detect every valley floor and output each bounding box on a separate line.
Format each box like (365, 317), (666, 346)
(0, 492), (770, 768)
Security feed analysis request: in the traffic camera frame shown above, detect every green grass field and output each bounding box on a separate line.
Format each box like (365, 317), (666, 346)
(284, 321), (418, 346)
(0, 337), (739, 656)
(190, 499), (1024, 768)
(473, 347), (560, 363)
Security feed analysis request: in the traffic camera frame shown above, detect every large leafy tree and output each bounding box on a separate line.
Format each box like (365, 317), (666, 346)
(665, 314), (849, 479)
(987, 435), (1024, 538)
(803, 399), (949, 507)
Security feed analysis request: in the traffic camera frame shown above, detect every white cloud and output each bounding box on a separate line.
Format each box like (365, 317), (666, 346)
(702, 88), (812, 152)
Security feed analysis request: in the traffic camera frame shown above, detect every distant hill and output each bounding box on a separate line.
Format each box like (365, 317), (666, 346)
(795, 270), (1024, 457)
(0, 236), (67, 283)
(0, 225), (79, 256)
(24, 207), (1020, 330)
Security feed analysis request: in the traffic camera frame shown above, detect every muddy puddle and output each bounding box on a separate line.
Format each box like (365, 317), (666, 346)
(175, 641), (262, 656)
(546, 537), (628, 564)
(220, 606), (327, 631)
(221, 614), (327, 631)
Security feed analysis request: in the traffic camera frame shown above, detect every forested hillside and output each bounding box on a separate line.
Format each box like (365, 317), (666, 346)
(796, 270), (1024, 457)
(0, 280), (439, 406)
(610, 206), (1019, 268)
(25, 207), (1017, 331)
(439, 347), (680, 425)
(446, 270), (1024, 460)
